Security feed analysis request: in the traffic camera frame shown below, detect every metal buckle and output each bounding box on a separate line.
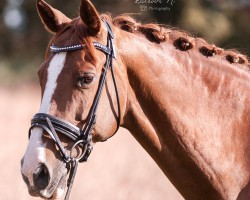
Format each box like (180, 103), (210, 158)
(69, 139), (93, 162)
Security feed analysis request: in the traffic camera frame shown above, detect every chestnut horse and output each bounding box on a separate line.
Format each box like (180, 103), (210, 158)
(21, 0), (250, 199)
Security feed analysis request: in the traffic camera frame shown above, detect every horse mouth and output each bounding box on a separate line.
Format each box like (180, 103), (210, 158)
(40, 175), (67, 199)
(40, 166), (68, 199)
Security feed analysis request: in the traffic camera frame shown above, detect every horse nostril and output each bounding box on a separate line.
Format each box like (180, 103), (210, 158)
(33, 164), (50, 190)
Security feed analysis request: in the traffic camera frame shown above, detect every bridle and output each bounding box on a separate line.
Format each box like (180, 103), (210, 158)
(28, 20), (120, 200)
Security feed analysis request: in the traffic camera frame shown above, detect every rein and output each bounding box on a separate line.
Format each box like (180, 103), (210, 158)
(29, 20), (120, 200)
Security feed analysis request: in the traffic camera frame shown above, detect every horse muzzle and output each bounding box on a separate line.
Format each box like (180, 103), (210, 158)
(21, 157), (67, 199)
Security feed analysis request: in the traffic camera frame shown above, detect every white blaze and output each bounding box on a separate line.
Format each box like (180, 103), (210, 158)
(22, 53), (67, 183)
(39, 53), (67, 113)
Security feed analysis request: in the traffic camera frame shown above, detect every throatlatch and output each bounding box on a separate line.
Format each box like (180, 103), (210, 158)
(29, 20), (120, 200)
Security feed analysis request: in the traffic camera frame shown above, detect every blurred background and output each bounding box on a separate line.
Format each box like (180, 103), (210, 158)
(0, 0), (249, 199)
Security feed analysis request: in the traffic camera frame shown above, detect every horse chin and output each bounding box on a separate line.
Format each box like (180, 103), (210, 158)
(40, 167), (68, 200)
(51, 187), (66, 199)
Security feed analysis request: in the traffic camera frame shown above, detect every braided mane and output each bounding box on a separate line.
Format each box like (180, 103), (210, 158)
(109, 14), (249, 68)
(70, 14), (249, 69)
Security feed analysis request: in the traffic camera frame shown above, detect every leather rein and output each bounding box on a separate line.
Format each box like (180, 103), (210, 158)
(28, 20), (120, 200)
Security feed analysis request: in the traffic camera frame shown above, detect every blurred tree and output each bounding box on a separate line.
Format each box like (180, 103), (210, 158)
(178, 0), (250, 53)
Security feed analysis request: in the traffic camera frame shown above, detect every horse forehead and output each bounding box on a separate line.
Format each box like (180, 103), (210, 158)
(52, 25), (78, 46)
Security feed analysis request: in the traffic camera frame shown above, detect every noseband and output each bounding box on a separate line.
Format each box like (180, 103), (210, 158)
(29, 20), (120, 200)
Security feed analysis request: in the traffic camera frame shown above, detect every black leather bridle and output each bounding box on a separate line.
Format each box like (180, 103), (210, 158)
(29, 20), (120, 200)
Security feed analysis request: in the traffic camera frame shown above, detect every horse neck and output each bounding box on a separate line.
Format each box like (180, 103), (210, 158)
(116, 31), (250, 200)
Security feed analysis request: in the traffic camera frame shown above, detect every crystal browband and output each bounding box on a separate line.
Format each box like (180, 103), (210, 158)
(50, 42), (113, 56)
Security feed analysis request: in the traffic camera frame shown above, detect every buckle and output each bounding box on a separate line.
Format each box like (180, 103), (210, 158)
(69, 139), (93, 162)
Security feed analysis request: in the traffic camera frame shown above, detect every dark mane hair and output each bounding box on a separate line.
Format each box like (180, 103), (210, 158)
(112, 15), (249, 67)
(46, 18), (97, 64)
(55, 14), (249, 68)
(73, 18), (97, 64)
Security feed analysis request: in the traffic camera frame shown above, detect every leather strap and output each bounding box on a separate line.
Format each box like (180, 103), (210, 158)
(30, 113), (82, 140)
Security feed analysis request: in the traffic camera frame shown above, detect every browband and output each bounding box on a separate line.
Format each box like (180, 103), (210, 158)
(50, 42), (113, 56)
(50, 20), (116, 59)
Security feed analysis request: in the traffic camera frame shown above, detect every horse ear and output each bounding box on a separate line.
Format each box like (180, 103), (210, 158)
(36, 0), (71, 34)
(80, 0), (101, 36)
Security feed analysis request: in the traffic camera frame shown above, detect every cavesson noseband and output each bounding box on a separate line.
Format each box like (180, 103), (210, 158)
(29, 20), (120, 200)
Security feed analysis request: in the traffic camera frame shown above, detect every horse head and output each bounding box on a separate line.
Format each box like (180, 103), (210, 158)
(21, 0), (127, 199)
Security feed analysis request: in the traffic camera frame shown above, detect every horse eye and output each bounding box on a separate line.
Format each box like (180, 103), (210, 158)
(77, 74), (94, 88)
